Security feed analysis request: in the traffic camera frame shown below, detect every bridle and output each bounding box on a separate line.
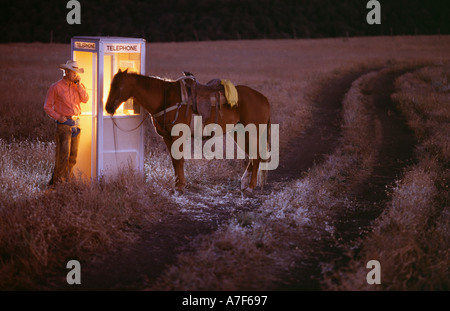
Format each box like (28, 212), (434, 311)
(109, 84), (150, 132)
(109, 77), (192, 157)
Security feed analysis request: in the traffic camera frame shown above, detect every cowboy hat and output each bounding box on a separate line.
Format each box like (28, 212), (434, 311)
(59, 60), (84, 74)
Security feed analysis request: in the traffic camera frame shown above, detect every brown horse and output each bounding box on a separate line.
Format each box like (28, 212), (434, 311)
(105, 69), (271, 194)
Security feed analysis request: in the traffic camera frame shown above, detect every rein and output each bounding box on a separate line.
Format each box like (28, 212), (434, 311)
(110, 112), (149, 170)
(110, 112), (150, 132)
(110, 84), (150, 133)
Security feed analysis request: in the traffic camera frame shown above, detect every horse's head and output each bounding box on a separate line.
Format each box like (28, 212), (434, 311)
(105, 69), (132, 115)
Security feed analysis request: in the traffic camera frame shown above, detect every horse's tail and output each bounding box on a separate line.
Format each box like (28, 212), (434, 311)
(257, 118), (271, 190)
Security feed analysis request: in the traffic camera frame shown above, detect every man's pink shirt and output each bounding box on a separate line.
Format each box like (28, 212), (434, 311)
(44, 78), (89, 121)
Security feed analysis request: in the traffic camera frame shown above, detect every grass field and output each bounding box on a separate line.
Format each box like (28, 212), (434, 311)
(0, 36), (449, 290)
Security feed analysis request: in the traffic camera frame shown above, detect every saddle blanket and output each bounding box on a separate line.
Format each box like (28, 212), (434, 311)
(221, 80), (238, 108)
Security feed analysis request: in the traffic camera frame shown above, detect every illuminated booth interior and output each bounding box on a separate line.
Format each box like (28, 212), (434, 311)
(71, 36), (146, 179)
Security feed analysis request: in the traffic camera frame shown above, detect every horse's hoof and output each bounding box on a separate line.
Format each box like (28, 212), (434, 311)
(171, 187), (185, 195)
(241, 187), (254, 197)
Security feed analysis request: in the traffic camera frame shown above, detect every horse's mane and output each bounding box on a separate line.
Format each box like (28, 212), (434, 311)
(147, 75), (194, 83)
(120, 71), (193, 91)
(147, 75), (178, 82)
(122, 71), (186, 83)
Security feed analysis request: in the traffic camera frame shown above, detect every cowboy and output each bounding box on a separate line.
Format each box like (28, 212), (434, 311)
(44, 60), (89, 185)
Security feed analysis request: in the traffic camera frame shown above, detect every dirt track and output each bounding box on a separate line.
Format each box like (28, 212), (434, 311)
(333, 68), (416, 241)
(59, 66), (417, 291)
(277, 67), (417, 290)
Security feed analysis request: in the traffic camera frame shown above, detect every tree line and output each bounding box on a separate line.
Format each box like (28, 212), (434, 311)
(1, 0), (448, 43)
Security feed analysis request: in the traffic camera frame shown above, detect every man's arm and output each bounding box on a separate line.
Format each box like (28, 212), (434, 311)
(76, 81), (89, 103)
(43, 85), (63, 121)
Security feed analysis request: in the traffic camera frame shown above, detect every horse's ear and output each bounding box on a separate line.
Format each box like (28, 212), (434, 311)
(124, 68), (128, 73)
(118, 68), (122, 73)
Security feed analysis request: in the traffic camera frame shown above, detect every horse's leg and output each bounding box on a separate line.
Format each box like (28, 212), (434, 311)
(162, 136), (186, 193)
(241, 159), (253, 191)
(234, 131), (253, 192)
(239, 135), (260, 193)
(172, 157), (186, 193)
(248, 158), (260, 190)
(220, 85), (270, 193)
(241, 158), (260, 193)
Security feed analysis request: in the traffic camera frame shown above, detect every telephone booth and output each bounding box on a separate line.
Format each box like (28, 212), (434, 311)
(70, 36), (146, 180)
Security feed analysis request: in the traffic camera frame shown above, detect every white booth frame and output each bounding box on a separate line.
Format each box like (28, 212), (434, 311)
(71, 36), (146, 179)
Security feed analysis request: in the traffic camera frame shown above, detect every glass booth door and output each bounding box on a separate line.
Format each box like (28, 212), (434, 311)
(102, 53), (141, 115)
(72, 50), (97, 180)
(100, 51), (143, 177)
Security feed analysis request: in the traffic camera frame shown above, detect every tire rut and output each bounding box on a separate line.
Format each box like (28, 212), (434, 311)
(270, 70), (368, 182)
(333, 67), (417, 243)
(279, 67), (418, 290)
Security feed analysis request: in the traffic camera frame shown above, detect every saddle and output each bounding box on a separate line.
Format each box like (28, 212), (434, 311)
(182, 72), (236, 124)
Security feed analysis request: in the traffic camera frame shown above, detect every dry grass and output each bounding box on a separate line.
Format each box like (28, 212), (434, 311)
(0, 172), (175, 290)
(0, 36), (449, 290)
(145, 36), (450, 151)
(151, 222), (285, 290)
(150, 64), (450, 291)
(0, 43), (69, 142)
(324, 65), (450, 290)
(149, 67), (387, 290)
(0, 139), (54, 200)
